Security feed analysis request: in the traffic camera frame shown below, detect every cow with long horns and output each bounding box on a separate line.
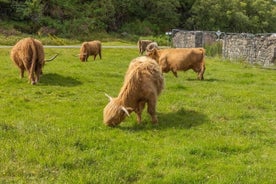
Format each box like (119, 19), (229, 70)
(10, 37), (58, 85)
(103, 56), (164, 127)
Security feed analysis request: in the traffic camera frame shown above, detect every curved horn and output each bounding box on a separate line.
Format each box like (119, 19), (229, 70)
(105, 93), (113, 101)
(45, 54), (58, 62)
(121, 106), (130, 117)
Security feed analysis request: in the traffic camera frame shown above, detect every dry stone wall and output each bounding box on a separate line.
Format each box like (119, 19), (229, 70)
(172, 29), (276, 66)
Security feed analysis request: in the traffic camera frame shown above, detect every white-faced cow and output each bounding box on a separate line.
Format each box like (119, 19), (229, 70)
(103, 56), (164, 127)
(79, 40), (102, 62)
(147, 48), (206, 80)
(10, 37), (58, 85)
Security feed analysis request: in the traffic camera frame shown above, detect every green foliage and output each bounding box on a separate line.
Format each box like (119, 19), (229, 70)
(0, 46), (275, 183)
(1, 0), (276, 38)
(187, 0), (276, 33)
(204, 41), (223, 57)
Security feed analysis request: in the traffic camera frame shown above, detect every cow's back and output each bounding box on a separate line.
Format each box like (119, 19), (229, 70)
(118, 56), (164, 105)
(88, 40), (101, 55)
(10, 38), (36, 68)
(161, 48), (204, 70)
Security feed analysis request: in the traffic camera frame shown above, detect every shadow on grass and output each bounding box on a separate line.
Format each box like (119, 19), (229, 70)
(186, 78), (221, 82)
(119, 108), (208, 131)
(39, 73), (82, 86)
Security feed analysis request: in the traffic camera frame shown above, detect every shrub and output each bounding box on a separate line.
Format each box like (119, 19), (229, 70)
(204, 41), (222, 57)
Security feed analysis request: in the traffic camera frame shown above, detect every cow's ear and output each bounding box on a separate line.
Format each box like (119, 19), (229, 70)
(105, 93), (113, 101)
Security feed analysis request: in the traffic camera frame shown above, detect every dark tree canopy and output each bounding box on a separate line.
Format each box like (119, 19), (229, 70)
(0, 0), (275, 38)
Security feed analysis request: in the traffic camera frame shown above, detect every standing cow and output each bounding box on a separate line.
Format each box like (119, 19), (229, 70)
(10, 37), (58, 85)
(79, 40), (102, 62)
(103, 56), (164, 127)
(147, 48), (206, 80)
(137, 40), (152, 55)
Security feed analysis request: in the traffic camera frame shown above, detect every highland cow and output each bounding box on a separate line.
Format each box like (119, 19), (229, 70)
(10, 37), (58, 85)
(146, 42), (159, 55)
(103, 56), (164, 127)
(79, 40), (102, 62)
(147, 48), (206, 80)
(137, 40), (152, 55)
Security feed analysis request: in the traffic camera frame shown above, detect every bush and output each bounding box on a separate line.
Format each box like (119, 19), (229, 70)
(204, 41), (222, 57)
(119, 20), (160, 36)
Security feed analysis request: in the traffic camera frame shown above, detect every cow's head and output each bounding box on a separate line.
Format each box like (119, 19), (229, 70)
(146, 48), (159, 62)
(79, 53), (87, 62)
(79, 43), (88, 62)
(103, 94), (131, 127)
(146, 42), (158, 54)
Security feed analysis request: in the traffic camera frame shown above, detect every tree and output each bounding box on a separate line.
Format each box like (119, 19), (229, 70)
(186, 0), (276, 33)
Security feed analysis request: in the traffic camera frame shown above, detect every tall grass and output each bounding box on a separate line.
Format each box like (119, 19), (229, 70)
(0, 47), (275, 183)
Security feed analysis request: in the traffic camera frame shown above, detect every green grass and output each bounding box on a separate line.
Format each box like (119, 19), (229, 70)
(0, 47), (275, 183)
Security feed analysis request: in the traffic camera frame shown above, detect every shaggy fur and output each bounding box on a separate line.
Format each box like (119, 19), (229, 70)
(10, 37), (46, 84)
(147, 48), (206, 80)
(137, 40), (152, 55)
(146, 42), (159, 54)
(103, 56), (164, 127)
(79, 40), (102, 62)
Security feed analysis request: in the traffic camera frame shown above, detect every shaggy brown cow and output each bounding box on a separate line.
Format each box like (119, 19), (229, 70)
(79, 40), (102, 62)
(146, 42), (159, 54)
(147, 48), (206, 80)
(103, 56), (164, 127)
(137, 40), (152, 55)
(10, 37), (58, 85)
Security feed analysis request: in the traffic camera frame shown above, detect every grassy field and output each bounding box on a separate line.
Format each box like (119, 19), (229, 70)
(0, 46), (275, 183)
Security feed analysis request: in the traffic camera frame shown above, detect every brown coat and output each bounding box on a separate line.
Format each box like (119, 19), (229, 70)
(147, 48), (206, 80)
(146, 42), (159, 54)
(103, 56), (164, 126)
(10, 38), (47, 84)
(79, 40), (102, 62)
(137, 40), (152, 55)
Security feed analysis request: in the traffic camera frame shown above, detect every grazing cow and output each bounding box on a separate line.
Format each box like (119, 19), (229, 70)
(79, 40), (102, 62)
(146, 42), (159, 54)
(10, 37), (58, 85)
(137, 40), (152, 55)
(103, 56), (164, 127)
(147, 48), (206, 80)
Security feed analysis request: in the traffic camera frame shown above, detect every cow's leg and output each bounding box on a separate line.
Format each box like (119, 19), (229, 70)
(172, 69), (178, 77)
(29, 72), (36, 85)
(20, 67), (24, 78)
(197, 64), (205, 80)
(94, 55), (96, 60)
(35, 64), (42, 83)
(147, 97), (158, 124)
(99, 51), (102, 59)
(136, 101), (146, 124)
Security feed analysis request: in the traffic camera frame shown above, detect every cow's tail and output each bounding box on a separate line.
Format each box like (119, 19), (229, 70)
(29, 38), (38, 84)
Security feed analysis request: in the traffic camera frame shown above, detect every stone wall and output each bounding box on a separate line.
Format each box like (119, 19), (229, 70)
(172, 29), (276, 66)
(172, 29), (218, 48)
(223, 33), (276, 66)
